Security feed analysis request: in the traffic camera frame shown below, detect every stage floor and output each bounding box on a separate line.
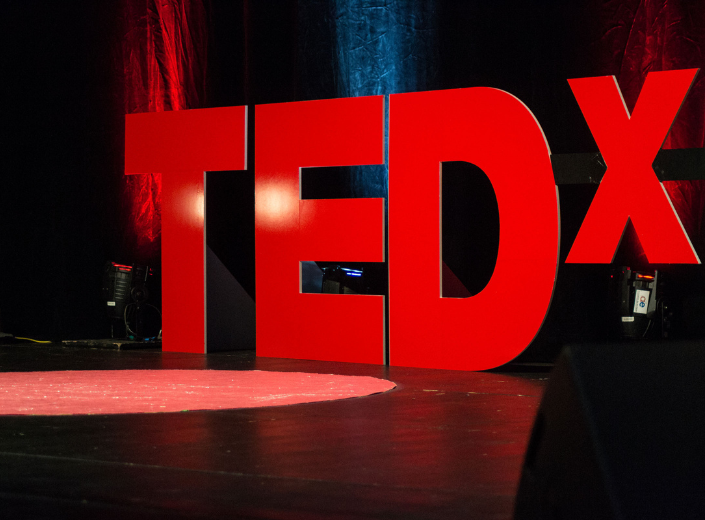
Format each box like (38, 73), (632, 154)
(0, 343), (549, 519)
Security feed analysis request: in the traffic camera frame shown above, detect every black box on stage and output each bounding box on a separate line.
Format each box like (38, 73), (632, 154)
(515, 341), (705, 520)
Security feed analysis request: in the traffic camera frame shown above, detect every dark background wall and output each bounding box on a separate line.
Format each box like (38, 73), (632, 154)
(1, 0), (703, 361)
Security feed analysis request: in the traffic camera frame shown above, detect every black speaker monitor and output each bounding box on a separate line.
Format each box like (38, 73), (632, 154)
(515, 341), (705, 520)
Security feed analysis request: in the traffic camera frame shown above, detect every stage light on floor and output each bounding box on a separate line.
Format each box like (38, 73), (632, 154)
(321, 265), (366, 294)
(608, 266), (671, 340)
(102, 262), (160, 340)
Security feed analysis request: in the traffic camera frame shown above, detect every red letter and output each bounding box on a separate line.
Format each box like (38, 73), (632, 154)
(255, 97), (385, 363)
(389, 88), (559, 371)
(566, 69), (700, 264)
(125, 107), (247, 353)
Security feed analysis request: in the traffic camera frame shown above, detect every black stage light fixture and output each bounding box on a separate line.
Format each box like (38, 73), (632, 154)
(321, 266), (366, 294)
(608, 266), (671, 340)
(102, 262), (155, 339)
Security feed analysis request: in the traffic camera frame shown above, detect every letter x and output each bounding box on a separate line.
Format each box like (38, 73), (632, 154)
(566, 69), (700, 264)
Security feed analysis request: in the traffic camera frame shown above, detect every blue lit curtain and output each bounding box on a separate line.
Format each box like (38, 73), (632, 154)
(333, 0), (438, 198)
(334, 0), (438, 98)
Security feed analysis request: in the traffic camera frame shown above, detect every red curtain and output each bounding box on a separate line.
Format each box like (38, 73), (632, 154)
(593, 0), (705, 253)
(121, 0), (208, 262)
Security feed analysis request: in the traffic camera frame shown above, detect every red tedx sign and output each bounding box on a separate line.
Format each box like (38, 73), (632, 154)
(255, 97), (386, 365)
(566, 69), (699, 264)
(125, 69), (700, 369)
(125, 106), (248, 354)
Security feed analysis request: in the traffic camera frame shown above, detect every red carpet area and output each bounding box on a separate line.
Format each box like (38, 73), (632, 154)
(0, 370), (396, 415)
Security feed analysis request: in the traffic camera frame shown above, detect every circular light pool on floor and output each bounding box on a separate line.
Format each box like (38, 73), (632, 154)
(0, 370), (396, 415)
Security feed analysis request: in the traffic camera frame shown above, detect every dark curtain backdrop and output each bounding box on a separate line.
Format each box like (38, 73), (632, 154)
(1, 2), (121, 340)
(1, 1), (703, 355)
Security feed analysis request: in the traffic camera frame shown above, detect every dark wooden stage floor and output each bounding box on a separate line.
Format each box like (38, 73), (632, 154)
(0, 344), (549, 519)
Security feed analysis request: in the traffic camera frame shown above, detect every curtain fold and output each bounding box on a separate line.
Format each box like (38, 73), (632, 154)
(122, 0), (208, 262)
(333, 0), (438, 199)
(594, 0), (705, 253)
